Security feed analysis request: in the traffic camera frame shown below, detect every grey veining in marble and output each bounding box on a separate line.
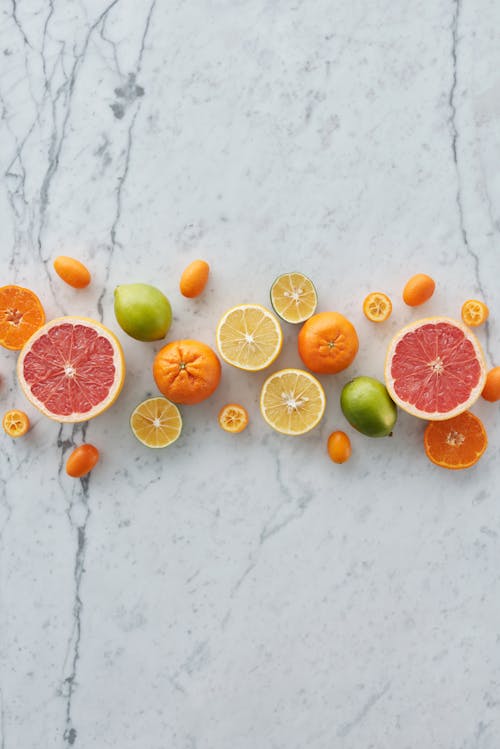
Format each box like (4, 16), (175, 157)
(1, 1), (500, 748)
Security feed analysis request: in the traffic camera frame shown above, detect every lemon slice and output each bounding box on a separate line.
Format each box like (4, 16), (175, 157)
(130, 397), (182, 448)
(260, 368), (326, 435)
(216, 304), (283, 371)
(270, 272), (317, 324)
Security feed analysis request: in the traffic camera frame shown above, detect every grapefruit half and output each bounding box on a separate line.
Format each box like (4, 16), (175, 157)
(17, 317), (125, 422)
(384, 317), (486, 421)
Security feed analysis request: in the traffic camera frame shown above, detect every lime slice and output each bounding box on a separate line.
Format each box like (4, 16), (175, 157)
(270, 272), (317, 324)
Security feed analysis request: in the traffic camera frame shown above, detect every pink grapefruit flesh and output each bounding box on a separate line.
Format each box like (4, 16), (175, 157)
(385, 317), (486, 421)
(17, 317), (125, 422)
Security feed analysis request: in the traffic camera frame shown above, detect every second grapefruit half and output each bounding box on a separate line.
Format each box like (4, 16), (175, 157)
(384, 317), (486, 421)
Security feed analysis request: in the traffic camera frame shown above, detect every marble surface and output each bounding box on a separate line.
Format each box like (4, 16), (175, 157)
(1, 1), (500, 747)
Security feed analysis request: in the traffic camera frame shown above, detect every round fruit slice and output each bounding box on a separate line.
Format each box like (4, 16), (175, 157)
(461, 299), (489, 327)
(216, 304), (283, 371)
(385, 317), (486, 421)
(424, 411), (487, 470)
(2, 409), (30, 437)
(17, 317), (125, 423)
(130, 397), (182, 448)
(218, 403), (249, 433)
(270, 272), (317, 324)
(260, 368), (326, 435)
(363, 292), (392, 322)
(0, 285), (45, 350)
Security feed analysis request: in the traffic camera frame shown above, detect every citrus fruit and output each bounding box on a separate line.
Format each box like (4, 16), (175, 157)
(327, 431), (351, 463)
(17, 317), (125, 422)
(270, 272), (317, 324)
(114, 283), (172, 341)
(424, 411), (487, 470)
(180, 260), (210, 298)
(385, 317), (486, 421)
(402, 274), (435, 306)
(66, 444), (100, 477)
(0, 285), (45, 351)
(218, 403), (249, 433)
(341, 376), (397, 437)
(130, 397), (182, 448)
(2, 409), (30, 438)
(153, 339), (221, 404)
(298, 311), (358, 374)
(260, 368), (326, 435)
(53, 256), (91, 288)
(482, 367), (500, 402)
(461, 299), (489, 327)
(363, 292), (392, 322)
(216, 304), (283, 371)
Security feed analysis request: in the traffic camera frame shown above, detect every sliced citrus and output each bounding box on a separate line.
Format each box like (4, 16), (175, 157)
(270, 272), (317, 324)
(216, 304), (283, 371)
(385, 317), (486, 421)
(461, 299), (489, 327)
(260, 368), (326, 435)
(424, 411), (487, 470)
(3, 409), (30, 437)
(130, 397), (182, 448)
(0, 285), (45, 350)
(17, 317), (125, 422)
(363, 292), (392, 322)
(218, 403), (249, 433)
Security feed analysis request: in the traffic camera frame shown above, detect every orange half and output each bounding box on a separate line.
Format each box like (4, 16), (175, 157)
(424, 411), (487, 469)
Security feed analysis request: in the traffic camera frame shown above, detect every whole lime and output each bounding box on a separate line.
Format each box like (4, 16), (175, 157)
(340, 376), (397, 437)
(114, 283), (172, 341)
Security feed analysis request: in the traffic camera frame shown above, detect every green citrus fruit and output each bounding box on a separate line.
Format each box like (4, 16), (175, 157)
(340, 376), (397, 438)
(114, 283), (172, 341)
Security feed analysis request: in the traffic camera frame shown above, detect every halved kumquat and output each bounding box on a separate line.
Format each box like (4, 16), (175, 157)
(218, 403), (249, 433)
(3, 409), (30, 438)
(363, 292), (392, 322)
(461, 299), (489, 327)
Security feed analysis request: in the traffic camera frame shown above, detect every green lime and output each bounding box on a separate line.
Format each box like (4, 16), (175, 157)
(340, 376), (397, 438)
(114, 283), (172, 341)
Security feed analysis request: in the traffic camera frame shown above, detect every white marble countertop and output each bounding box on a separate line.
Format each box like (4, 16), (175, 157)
(1, 2), (500, 747)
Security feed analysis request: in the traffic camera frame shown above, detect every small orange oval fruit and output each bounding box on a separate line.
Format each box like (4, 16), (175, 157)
(66, 444), (99, 478)
(180, 260), (210, 298)
(53, 256), (91, 288)
(482, 366), (500, 402)
(363, 292), (392, 322)
(218, 403), (249, 433)
(461, 299), (489, 327)
(327, 430), (351, 463)
(402, 274), (435, 307)
(3, 409), (30, 437)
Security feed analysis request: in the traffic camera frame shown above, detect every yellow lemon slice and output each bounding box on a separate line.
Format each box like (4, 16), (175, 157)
(260, 368), (326, 435)
(216, 304), (283, 371)
(130, 397), (182, 448)
(270, 272), (317, 324)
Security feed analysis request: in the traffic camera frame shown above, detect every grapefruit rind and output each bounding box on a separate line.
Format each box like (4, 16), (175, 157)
(384, 317), (486, 421)
(17, 316), (125, 423)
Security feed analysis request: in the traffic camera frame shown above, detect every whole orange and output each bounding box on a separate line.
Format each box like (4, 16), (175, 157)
(153, 339), (221, 404)
(298, 312), (359, 374)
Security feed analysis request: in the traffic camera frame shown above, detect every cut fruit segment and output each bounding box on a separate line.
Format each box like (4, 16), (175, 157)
(260, 368), (326, 435)
(0, 285), (45, 350)
(385, 317), (486, 421)
(3, 409), (30, 437)
(218, 403), (249, 433)
(17, 317), (125, 423)
(216, 304), (283, 371)
(424, 411), (487, 470)
(270, 273), (317, 324)
(461, 299), (489, 327)
(130, 397), (182, 448)
(363, 292), (392, 322)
